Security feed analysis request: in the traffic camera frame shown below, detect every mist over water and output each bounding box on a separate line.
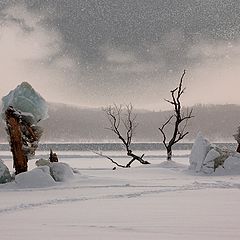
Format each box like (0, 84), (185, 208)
(0, 103), (238, 143)
(0, 1), (240, 110)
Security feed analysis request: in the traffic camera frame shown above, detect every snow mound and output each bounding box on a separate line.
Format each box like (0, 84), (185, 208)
(0, 160), (11, 184)
(158, 160), (187, 169)
(50, 162), (74, 182)
(15, 166), (56, 188)
(36, 159), (75, 182)
(10, 161), (75, 188)
(190, 133), (240, 174)
(1, 82), (48, 124)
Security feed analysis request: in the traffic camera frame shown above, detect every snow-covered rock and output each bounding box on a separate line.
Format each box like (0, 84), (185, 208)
(1, 82), (48, 124)
(50, 162), (74, 182)
(189, 133), (211, 171)
(190, 134), (240, 174)
(201, 149), (221, 174)
(224, 156), (240, 172)
(35, 160), (75, 182)
(204, 149), (221, 164)
(0, 160), (11, 184)
(35, 159), (51, 167)
(15, 166), (56, 188)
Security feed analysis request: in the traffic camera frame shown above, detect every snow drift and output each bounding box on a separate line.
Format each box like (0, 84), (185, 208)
(14, 161), (75, 188)
(15, 166), (56, 188)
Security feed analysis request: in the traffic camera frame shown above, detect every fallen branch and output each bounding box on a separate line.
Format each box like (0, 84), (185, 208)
(94, 151), (150, 169)
(93, 151), (126, 168)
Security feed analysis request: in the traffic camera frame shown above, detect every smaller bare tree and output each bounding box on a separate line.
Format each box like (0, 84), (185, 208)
(97, 104), (150, 168)
(159, 70), (194, 161)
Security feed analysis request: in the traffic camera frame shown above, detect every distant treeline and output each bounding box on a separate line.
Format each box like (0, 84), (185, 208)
(0, 103), (239, 142)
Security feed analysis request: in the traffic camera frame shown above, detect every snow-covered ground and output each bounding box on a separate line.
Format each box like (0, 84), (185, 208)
(0, 152), (240, 240)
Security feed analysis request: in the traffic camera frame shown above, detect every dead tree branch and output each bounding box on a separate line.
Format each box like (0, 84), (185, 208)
(159, 70), (194, 160)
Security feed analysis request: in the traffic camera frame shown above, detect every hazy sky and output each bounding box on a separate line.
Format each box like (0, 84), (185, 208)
(0, 0), (240, 110)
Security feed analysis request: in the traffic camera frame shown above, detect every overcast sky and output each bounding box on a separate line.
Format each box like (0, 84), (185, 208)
(0, 0), (240, 110)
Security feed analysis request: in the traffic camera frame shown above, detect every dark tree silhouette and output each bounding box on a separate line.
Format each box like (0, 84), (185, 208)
(159, 70), (194, 161)
(97, 104), (150, 168)
(233, 126), (240, 153)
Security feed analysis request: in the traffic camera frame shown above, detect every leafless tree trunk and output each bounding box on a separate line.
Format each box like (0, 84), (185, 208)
(159, 70), (194, 161)
(5, 106), (44, 174)
(100, 104), (150, 168)
(5, 107), (28, 174)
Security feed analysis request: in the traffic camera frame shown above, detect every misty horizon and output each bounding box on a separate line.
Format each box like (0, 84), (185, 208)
(1, 102), (239, 143)
(44, 100), (240, 114)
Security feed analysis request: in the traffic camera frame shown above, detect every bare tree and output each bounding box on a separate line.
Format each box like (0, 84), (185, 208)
(159, 70), (194, 161)
(98, 104), (150, 168)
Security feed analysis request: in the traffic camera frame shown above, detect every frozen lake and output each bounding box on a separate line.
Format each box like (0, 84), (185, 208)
(1, 143), (240, 240)
(0, 142), (193, 170)
(0, 142), (236, 170)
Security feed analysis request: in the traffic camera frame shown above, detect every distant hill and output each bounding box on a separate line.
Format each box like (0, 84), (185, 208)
(1, 103), (240, 142)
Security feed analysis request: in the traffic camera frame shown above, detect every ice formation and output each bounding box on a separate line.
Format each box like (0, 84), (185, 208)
(1, 82), (48, 162)
(189, 133), (211, 171)
(190, 133), (240, 174)
(1, 82), (48, 124)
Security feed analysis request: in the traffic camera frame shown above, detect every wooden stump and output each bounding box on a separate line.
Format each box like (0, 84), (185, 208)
(237, 143), (240, 153)
(49, 149), (58, 162)
(5, 107), (28, 175)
